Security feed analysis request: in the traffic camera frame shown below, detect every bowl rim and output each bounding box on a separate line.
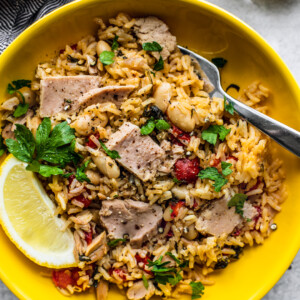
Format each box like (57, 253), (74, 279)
(0, 0), (299, 299)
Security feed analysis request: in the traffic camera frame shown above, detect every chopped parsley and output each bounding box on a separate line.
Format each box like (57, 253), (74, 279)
(173, 178), (184, 184)
(5, 118), (80, 177)
(111, 35), (119, 51)
(224, 97), (234, 115)
(142, 274), (149, 289)
(142, 41), (163, 52)
(99, 140), (120, 159)
(201, 125), (231, 145)
(189, 281), (205, 299)
(165, 252), (181, 264)
(99, 51), (115, 65)
(7, 79), (31, 118)
(107, 238), (127, 248)
(198, 167), (228, 192)
(153, 55), (164, 71)
(221, 161), (232, 176)
(140, 117), (170, 135)
(75, 160), (91, 183)
(227, 193), (247, 217)
(211, 57), (227, 68)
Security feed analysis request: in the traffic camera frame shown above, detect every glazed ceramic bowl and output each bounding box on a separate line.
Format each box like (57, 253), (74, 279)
(0, 0), (299, 299)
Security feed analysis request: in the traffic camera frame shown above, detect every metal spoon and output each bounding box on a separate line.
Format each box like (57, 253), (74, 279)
(178, 45), (300, 157)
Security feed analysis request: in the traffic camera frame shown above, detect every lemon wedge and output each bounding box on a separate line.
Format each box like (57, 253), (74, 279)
(0, 155), (76, 268)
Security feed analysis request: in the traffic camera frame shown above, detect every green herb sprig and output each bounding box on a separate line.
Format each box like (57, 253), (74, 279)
(198, 167), (228, 192)
(201, 125), (231, 145)
(224, 97), (234, 115)
(140, 117), (170, 135)
(189, 281), (205, 299)
(227, 193), (248, 217)
(107, 238), (127, 248)
(7, 80), (31, 117)
(99, 140), (120, 159)
(100, 51), (115, 65)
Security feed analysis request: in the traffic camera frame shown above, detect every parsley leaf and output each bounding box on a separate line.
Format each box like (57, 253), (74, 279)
(165, 252), (181, 265)
(111, 35), (119, 51)
(201, 125), (231, 145)
(198, 167), (228, 192)
(227, 193), (247, 217)
(142, 41), (163, 52)
(99, 140), (121, 159)
(140, 118), (170, 135)
(142, 274), (149, 289)
(189, 281), (205, 299)
(75, 160), (91, 182)
(155, 119), (170, 130)
(221, 161), (232, 176)
(100, 51), (115, 65)
(7, 80), (31, 117)
(6, 124), (35, 163)
(107, 238), (127, 248)
(224, 97), (234, 115)
(141, 118), (156, 135)
(0, 136), (6, 157)
(26, 161), (64, 177)
(212, 57), (227, 68)
(153, 56), (164, 71)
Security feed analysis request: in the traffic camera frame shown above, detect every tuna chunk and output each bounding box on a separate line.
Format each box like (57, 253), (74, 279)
(134, 17), (177, 61)
(106, 122), (165, 181)
(77, 85), (135, 109)
(39, 75), (101, 117)
(196, 198), (258, 236)
(99, 199), (163, 248)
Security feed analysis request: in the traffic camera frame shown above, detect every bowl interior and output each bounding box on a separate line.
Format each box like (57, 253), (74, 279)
(0, 0), (300, 299)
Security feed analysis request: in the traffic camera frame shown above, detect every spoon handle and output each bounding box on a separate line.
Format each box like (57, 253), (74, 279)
(222, 90), (300, 157)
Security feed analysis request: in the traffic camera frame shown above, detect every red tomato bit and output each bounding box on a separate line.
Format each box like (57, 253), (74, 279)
(211, 158), (221, 167)
(171, 125), (191, 146)
(52, 268), (80, 289)
(170, 201), (185, 218)
(73, 194), (92, 208)
(84, 229), (93, 245)
(174, 158), (200, 183)
(86, 132), (100, 149)
(109, 268), (127, 281)
(135, 254), (153, 275)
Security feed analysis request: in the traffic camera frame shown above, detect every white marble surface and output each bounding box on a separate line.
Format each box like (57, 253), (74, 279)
(0, 0), (299, 299)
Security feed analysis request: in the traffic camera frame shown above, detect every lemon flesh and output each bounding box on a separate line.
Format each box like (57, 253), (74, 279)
(0, 155), (76, 268)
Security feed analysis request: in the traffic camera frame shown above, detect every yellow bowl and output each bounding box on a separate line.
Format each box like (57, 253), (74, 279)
(0, 0), (300, 299)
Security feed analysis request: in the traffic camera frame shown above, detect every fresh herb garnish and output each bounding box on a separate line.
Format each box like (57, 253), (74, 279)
(227, 193), (247, 217)
(0, 136), (6, 157)
(211, 57), (227, 68)
(221, 161), (232, 176)
(153, 55), (164, 71)
(198, 167), (228, 192)
(224, 97), (234, 115)
(100, 51), (115, 65)
(142, 274), (149, 289)
(173, 178), (183, 184)
(5, 118), (80, 177)
(189, 281), (205, 299)
(99, 140), (120, 159)
(107, 238), (127, 248)
(225, 83), (240, 93)
(201, 125), (231, 145)
(140, 117), (170, 135)
(75, 160), (91, 183)
(111, 35), (119, 51)
(142, 41), (163, 52)
(7, 80), (31, 118)
(165, 252), (181, 265)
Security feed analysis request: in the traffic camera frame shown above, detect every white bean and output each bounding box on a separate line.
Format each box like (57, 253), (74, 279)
(92, 155), (120, 179)
(96, 41), (111, 56)
(163, 206), (173, 222)
(167, 101), (195, 132)
(182, 223), (198, 240)
(153, 82), (172, 112)
(86, 170), (101, 185)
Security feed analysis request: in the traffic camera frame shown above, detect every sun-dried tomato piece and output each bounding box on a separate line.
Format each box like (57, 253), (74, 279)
(52, 268), (80, 289)
(170, 201), (185, 218)
(171, 125), (191, 146)
(86, 132), (100, 149)
(84, 229), (93, 245)
(73, 194), (92, 208)
(174, 158), (200, 183)
(211, 158), (221, 167)
(109, 268), (127, 281)
(135, 254), (153, 275)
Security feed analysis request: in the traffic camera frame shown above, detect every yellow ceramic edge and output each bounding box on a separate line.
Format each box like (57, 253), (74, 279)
(0, 0), (299, 299)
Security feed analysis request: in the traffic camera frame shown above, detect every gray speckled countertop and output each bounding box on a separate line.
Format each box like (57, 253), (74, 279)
(0, 0), (300, 299)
